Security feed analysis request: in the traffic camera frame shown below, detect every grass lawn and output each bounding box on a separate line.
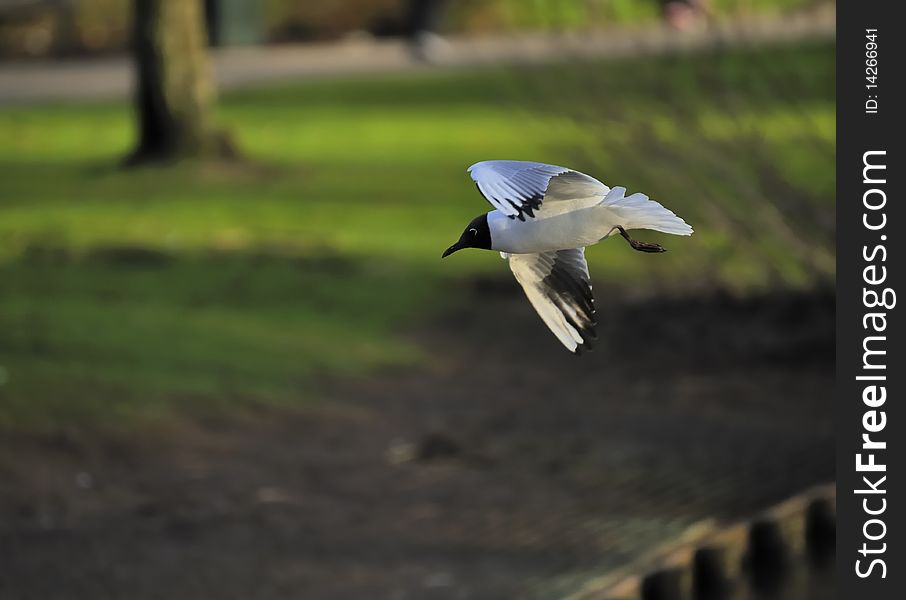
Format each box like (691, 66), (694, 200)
(0, 41), (834, 430)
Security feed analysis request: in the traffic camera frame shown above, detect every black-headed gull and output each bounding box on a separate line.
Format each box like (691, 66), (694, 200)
(442, 160), (693, 354)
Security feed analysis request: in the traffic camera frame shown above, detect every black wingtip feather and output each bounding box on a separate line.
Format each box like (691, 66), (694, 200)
(474, 180), (546, 221)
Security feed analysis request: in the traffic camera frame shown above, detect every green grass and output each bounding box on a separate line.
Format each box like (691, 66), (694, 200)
(0, 252), (438, 426)
(0, 41), (834, 430)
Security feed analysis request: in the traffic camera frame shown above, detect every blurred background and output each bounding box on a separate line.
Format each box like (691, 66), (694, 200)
(1, 1), (834, 599)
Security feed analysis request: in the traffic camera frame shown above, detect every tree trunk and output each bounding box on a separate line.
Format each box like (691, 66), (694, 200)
(127, 0), (234, 164)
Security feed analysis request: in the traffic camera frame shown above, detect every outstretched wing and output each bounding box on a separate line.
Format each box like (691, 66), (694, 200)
(507, 248), (596, 353)
(469, 160), (610, 221)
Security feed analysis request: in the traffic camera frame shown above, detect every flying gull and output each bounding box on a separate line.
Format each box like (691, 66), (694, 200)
(442, 160), (693, 353)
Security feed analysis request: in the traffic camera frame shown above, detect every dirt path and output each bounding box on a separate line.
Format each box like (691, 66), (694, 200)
(0, 284), (834, 599)
(0, 8), (835, 105)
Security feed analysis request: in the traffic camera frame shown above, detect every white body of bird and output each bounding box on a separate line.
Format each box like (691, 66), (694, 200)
(487, 185), (692, 254)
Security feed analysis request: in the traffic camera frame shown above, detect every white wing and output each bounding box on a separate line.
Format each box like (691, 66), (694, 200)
(469, 160), (610, 221)
(508, 248), (596, 353)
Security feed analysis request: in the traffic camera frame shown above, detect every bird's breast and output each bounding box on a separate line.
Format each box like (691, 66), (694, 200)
(488, 210), (605, 253)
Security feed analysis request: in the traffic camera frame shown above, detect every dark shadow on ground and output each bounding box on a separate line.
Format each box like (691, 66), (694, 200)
(0, 282), (834, 600)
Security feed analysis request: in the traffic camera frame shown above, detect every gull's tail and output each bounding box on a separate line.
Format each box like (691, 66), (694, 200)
(600, 186), (693, 236)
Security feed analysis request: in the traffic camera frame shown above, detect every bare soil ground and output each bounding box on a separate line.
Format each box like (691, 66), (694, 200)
(0, 283), (834, 600)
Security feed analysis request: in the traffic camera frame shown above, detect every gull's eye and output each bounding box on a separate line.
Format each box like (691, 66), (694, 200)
(468, 228), (478, 236)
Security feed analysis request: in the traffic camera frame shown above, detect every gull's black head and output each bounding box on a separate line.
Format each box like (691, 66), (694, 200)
(442, 214), (491, 258)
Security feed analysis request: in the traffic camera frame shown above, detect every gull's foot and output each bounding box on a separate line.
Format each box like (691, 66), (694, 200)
(618, 226), (667, 253)
(629, 240), (667, 253)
